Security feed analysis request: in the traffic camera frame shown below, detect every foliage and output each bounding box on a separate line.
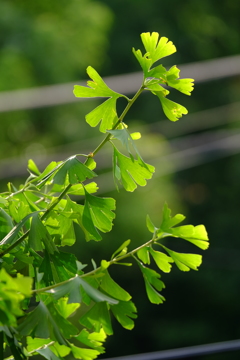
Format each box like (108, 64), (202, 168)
(0, 32), (208, 359)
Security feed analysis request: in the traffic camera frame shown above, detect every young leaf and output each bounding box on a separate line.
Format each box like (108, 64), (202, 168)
(70, 344), (100, 360)
(110, 300), (137, 330)
(0, 208), (14, 241)
(161, 245), (202, 272)
(99, 270), (131, 301)
(160, 203), (186, 230)
(29, 213), (56, 253)
(113, 146), (155, 192)
(82, 188), (116, 241)
(140, 32), (176, 64)
(79, 302), (113, 335)
(111, 239), (131, 259)
(146, 214), (156, 233)
(137, 247), (150, 265)
(75, 328), (106, 354)
(73, 66), (125, 133)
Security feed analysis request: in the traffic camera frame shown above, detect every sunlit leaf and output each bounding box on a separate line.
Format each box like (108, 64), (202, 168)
(138, 263), (165, 304)
(110, 301), (137, 330)
(113, 146), (155, 192)
(75, 328), (106, 354)
(111, 239), (131, 259)
(79, 302), (113, 335)
(141, 32), (176, 64)
(166, 66), (194, 95)
(155, 92), (188, 122)
(137, 247), (150, 265)
(99, 270), (131, 301)
(149, 248), (173, 273)
(161, 245), (202, 272)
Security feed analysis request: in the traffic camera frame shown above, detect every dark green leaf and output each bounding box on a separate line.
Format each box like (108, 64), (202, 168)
(79, 302), (113, 335)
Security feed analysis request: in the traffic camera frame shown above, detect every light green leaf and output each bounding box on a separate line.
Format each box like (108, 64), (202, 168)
(73, 66), (124, 133)
(113, 146), (155, 192)
(36, 347), (63, 360)
(111, 239), (131, 259)
(74, 66), (121, 98)
(26, 337), (52, 352)
(70, 344), (100, 360)
(28, 159), (41, 176)
(68, 182), (98, 196)
(79, 302), (113, 335)
(161, 245), (202, 271)
(149, 248), (173, 273)
(82, 188), (116, 241)
(75, 328), (106, 354)
(137, 247), (150, 265)
(29, 213), (55, 253)
(55, 298), (80, 319)
(166, 65), (194, 95)
(155, 92), (188, 121)
(138, 263), (165, 304)
(86, 98), (118, 133)
(132, 48), (152, 75)
(110, 300), (137, 330)
(99, 270), (131, 301)
(160, 203), (186, 230)
(146, 214), (156, 233)
(182, 225), (209, 250)
(130, 132), (141, 140)
(141, 32), (176, 64)
(53, 156), (97, 185)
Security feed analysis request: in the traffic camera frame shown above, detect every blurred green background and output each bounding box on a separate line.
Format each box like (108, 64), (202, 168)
(1, 1), (240, 359)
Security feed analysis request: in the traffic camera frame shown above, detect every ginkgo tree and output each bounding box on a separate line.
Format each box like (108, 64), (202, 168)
(0, 32), (209, 360)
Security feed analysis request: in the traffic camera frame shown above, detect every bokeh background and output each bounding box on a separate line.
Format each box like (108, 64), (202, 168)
(1, 1), (240, 359)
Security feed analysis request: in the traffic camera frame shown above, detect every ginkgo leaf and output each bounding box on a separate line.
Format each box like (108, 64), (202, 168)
(80, 302), (113, 335)
(160, 203), (186, 230)
(0, 208), (14, 241)
(137, 247), (150, 265)
(82, 188), (116, 241)
(146, 214), (156, 233)
(138, 263), (165, 304)
(46, 276), (118, 305)
(70, 344), (100, 360)
(149, 248), (173, 273)
(75, 328), (106, 354)
(52, 156), (97, 185)
(110, 300), (137, 330)
(111, 239), (131, 259)
(140, 32), (176, 64)
(113, 146), (155, 192)
(161, 245), (202, 272)
(155, 92), (188, 121)
(29, 213), (57, 254)
(73, 66), (125, 133)
(18, 301), (78, 345)
(99, 270), (131, 301)
(166, 65), (194, 95)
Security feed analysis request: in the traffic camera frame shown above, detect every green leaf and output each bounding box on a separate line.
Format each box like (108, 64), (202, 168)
(141, 32), (176, 64)
(73, 66), (121, 98)
(18, 301), (78, 345)
(155, 92), (188, 122)
(110, 301), (137, 330)
(53, 156), (97, 185)
(111, 239), (131, 259)
(146, 214), (156, 233)
(161, 245), (202, 271)
(79, 302), (113, 335)
(29, 213), (57, 253)
(82, 188), (116, 241)
(137, 247), (150, 265)
(47, 276), (118, 305)
(28, 159), (41, 176)
(75, 328), (106, 354)
(36, 347), (64, 360)
(160, 203), (186, 230)
(68, 182), (98, 196)
(113, 146), (155, 192)
(73, 66), (124, 133)
(0, 208), (14, 241)
(50, 251), (78, 282)
(26, 337), (52, 353)
(166, 65), (194, 95)
(99, 270), (131, 301)
(70, 344), (100, 360)
(149, 248), (173, 273)
(55, 298), (80, 319)
(138, 263), (165, 304)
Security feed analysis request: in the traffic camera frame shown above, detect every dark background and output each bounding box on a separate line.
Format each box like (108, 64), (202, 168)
(0, 1), (240, 359)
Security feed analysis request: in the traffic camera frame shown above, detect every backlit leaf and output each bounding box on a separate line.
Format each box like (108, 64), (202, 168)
(110, 301), (137, 330)
(149, 248), (173, 273)
(166, 65), (194, 95)
(161, 245), (202, 272)
(138, 263), (165, 304)
(155, 92), (188, 122)
(99, 270), (131, 301)
(79, 302), (113, 335)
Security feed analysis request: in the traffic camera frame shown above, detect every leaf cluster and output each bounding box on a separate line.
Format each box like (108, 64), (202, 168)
(0, 32), (208, 360)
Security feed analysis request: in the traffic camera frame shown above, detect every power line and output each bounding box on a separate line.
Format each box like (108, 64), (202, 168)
(101, 339), (240, 360)
(0, 55), (239, 112)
